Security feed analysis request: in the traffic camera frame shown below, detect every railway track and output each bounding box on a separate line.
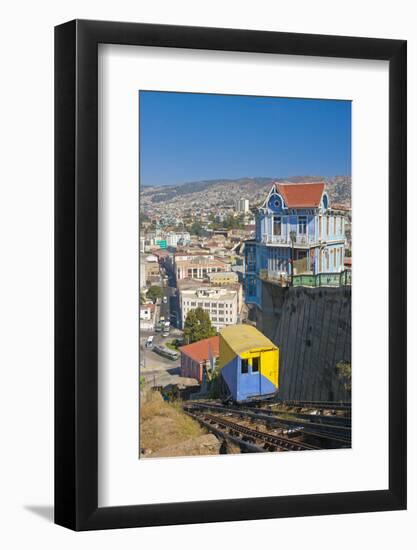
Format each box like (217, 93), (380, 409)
(186, 401), (351, 447)
(185, 409), (321, 453)
(255, 407), (351, 427)
(274, 400), (352, 413)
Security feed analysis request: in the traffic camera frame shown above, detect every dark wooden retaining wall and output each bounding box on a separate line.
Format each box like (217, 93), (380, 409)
(256, 282), (351, 402)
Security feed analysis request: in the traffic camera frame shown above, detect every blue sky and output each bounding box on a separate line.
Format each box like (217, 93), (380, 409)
(139, 91), (351, 187)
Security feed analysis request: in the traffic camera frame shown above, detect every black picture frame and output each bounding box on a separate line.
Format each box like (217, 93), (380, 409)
(55, 19), (407, 531)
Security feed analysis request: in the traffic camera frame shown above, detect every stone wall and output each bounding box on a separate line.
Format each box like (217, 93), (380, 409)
(256, 281), (351, 402)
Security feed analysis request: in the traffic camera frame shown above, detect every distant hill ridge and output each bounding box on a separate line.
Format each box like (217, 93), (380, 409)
(141, 176), (351, 208)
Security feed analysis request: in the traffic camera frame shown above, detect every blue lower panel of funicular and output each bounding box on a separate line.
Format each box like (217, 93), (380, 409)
(221, 358), (277, 403)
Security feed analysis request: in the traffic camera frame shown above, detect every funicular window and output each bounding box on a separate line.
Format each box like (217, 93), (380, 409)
(252, 357), (260, 373)
(241, 359), (249, 374)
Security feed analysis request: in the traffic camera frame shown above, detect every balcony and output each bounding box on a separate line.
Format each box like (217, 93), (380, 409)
(259, 269), (290, 286)
(262, 234), (317, 247)
(261, 234), (345, 247)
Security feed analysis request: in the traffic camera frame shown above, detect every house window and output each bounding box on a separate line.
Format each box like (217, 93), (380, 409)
(241, 359), (249, 374)
(298, 216), (307, 234)
(252, 357), (260, 373)
(273, 216), (282, 236)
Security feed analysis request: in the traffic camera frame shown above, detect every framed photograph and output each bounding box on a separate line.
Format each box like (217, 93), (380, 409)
(55, 20), (406, 530)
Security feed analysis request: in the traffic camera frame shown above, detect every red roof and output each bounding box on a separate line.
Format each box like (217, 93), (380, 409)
(276, 182), (325, 208)
(179, 336), (220, 364)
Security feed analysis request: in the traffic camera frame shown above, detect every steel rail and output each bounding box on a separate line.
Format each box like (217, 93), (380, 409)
(195, 401), (351, 427)
(275, 400), (352, 412)
(187, 402), (352, 446)
(185, 409), (322, 452)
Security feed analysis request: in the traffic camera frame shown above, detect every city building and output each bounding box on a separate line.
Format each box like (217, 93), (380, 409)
(179, 287), (238, 331)
(155, 238), (167, 249)
(174, 253), (231, 281)
(177, 277), (243, 316)
(140, 303), (155, 321)
(235, 197), (250, 213)
(139, 255), (147, 290)
(140, 303), (156, 331)
(179, 335), (220, 383)
(165, 231), (191, 248)
(143, 254), (161, 285)
(245, 182), (347, 305)
(207, 271), (238, 286)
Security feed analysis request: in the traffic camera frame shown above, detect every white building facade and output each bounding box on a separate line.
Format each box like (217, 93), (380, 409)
(235, 198), (250, 213)
(180, 287), (238, 331)
(165, 231), (191, 248)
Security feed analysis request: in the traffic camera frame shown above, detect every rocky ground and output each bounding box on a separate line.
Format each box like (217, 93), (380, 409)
(140, 390), (221, 458)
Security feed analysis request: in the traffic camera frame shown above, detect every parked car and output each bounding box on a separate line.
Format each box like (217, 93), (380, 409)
(162, 296), (168, 304)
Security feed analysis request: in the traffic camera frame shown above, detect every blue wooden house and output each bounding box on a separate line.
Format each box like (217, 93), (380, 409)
(245, 182), (347, 305)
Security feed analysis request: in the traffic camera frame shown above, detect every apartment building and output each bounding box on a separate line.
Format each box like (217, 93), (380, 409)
(180, 287), (238, 331)
(207, 271), (238, 286)
(235, 197), (250, 213)
(165, 231), (191, 248)
(140, 254), (160, 285)
(174, 253), (231, 281)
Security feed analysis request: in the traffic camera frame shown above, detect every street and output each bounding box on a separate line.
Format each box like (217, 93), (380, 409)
(140, 270), (185, 388)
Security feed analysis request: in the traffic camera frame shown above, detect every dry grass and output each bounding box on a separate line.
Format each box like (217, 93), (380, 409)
(140, 391), (207, 454)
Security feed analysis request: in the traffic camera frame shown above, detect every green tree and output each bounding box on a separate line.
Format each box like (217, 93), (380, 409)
(147, 285), (164, 303)
(183, 307), (216, 344)
(336, 361), (352, 392)
(189, 221), (205, 236)
(208, 214), (245, 231)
